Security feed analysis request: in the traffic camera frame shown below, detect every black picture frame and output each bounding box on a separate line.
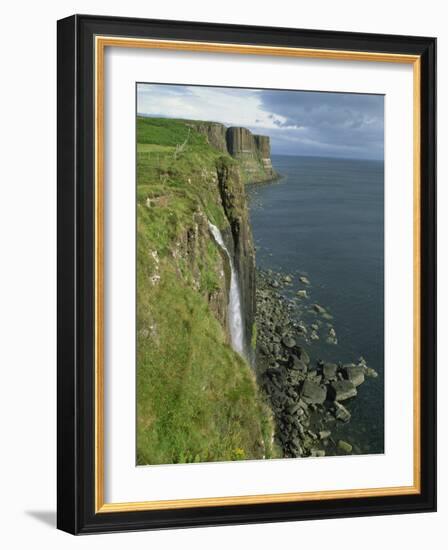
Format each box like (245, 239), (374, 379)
(57, 14), (436, 534)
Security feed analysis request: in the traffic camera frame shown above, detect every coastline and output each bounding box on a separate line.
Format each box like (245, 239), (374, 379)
(254, 268), (378, 458)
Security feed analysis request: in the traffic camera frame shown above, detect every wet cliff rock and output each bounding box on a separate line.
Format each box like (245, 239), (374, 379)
(215, 157), (256, 358)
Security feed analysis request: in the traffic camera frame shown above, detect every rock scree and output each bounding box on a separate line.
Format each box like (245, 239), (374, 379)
(254, 269), (379, 458)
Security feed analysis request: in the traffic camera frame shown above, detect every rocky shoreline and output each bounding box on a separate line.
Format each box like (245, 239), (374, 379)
(255, 269), (378, 458)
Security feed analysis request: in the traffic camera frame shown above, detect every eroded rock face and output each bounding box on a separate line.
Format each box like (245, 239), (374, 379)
(226, 127), (256, 155)
(216, 157), (256, 359)
(175, 210), (230, 336)
(194, 122), (228, 153)
(195, 122), (278, 182)
(226, 127), (277, 181)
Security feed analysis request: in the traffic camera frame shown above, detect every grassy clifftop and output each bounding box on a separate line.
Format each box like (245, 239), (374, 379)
(136, 116), (276, 465)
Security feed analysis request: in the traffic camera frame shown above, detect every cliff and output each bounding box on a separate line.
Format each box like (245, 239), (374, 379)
(215, 157), (256, 356)
(136, 116), (277, 465)
(189, 121), (278, 183)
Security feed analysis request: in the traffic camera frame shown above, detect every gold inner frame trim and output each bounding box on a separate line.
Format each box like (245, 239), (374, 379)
(94, 35), (421, 513)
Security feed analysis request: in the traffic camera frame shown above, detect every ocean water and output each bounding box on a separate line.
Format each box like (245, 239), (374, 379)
(247, 154), (384, 455)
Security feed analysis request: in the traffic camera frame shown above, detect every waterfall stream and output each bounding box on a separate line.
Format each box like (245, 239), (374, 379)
(208, 222), (244, 356)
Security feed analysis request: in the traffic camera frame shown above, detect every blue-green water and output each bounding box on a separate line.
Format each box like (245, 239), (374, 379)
(248, 154), (384, 454)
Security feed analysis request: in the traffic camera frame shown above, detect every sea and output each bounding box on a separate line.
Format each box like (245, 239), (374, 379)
(247, 154), (384, 455)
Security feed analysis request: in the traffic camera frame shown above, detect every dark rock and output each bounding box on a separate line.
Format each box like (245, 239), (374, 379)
(330, 380), (357, 401)
(292, 346), (310, 365)
(301, 380), (327, 404)
(289, 355), (308, 372)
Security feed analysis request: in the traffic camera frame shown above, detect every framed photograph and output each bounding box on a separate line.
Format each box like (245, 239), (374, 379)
(57, 14), (436, 534)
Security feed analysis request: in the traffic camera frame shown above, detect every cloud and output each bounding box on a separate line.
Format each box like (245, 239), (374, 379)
(258, 90), (384, 158)
(137, 84), (384, 160)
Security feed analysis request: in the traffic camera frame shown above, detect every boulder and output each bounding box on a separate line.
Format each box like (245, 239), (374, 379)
(323, 362), (338, 381)
(292, 346), (310, 365)
(286, 403), (302, 415)
(309, 374), (322, 385)
(333, 401), (351, 422)
(330, 380), (357, 401)
(301, 380), (327, 405)
(319, 430), (331, 440)
(338, 440), (353, 454)
(282, 335), (296, 348)
(312, 304), (326, 314)
(299, 276), (310, 285)
(289, 355), (307, 372)
(297, 289), (308, 298)
(344, 366), (365, 387)
(365, 367), (379, 378)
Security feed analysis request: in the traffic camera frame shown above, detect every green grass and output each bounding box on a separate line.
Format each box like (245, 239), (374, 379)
(136, 116), (276, 465)
(137, 116), (209, 147)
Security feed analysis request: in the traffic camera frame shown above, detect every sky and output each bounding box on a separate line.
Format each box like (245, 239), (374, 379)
(137, 83), (384, 160)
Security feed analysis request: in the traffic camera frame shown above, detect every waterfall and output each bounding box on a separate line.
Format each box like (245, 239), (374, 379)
(208, 222), (244, 356)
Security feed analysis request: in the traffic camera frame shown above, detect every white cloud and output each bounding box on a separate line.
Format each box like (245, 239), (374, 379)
(137, 84), (282, 130)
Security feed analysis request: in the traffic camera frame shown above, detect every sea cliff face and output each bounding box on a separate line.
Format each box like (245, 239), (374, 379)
(226, 127), (277, 182)
(191, 121), (278, 183)
(215, 157), (256, 358)
(136, 116), (277, 464)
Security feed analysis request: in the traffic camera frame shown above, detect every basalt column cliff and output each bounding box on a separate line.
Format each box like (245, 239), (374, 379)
(192, 122), (278, 183)
(226, 127), (277, 182)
